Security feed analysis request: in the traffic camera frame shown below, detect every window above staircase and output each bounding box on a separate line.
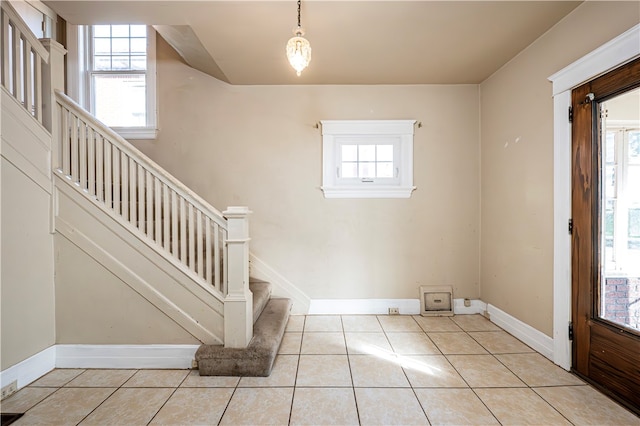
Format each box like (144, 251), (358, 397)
(67, 24), (158, 139)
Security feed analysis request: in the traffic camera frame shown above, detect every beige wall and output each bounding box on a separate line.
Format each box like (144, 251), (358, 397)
(134, 37), (481, 302)
(1, 159), (55, 370)
(55, 234), (201, 345)
(480, 1), (640, 336)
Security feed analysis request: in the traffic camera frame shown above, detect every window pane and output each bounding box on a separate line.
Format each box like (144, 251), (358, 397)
(93, 74), (146, 127)
(93, 25), (111, 37)
(629, 165), (640, 203)
(605, 165), (616, 198)
(93, 55), (111, 71)
(341, 145), (357, 161)
(93, 38), (111, 55)
(130, 56), (146, 71)
(377, 145), (394, 162)
(605, 200), (615, 238)
(629, 131), (640, 164)
(111, 25), (130, 37)
(359, 162), (375, 178)
(359, 145), (375, 161)
(629, 208), (640, 239)
(130, 38), (147, 54)
(130, 25), (147, 37)
(605, 131), (616, 163)
(111, 55), (131, 70)
(111, 38), (130, 54)
(341, 162), (358, 178)
(377, 162), (394, 178)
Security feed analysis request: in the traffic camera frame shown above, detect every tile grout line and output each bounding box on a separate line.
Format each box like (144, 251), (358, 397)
(144, 370), (191, 425)
(491, 354), (577, 426)
(286, 314), (305, 426)
(73, 369), (125, 426)
(451, 329), (503, 426)
(454, 317), (576, 425)
(342, 315), (362, 426)
(217, 361), (246, 425)
(404, 315), (435, 425)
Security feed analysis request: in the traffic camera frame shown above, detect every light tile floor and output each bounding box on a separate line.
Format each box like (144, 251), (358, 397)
(2, 314), (639, 425)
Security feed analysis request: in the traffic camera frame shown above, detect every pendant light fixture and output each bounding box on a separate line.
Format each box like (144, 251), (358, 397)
(286, 0), (311, 76)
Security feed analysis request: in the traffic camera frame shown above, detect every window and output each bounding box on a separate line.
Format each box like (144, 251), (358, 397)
(321, 120), (416, 198)
(603, 127), (640, 274)
(75, 24), (157, 139)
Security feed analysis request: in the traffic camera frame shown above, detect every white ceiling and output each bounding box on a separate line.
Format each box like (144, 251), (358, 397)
(45, 1), (583, 85)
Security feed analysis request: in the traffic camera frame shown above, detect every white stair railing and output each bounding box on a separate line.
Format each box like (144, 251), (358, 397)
(2, 0), (254, 347)
(0, 1), (48, 124)
(55, 91), (230, 295)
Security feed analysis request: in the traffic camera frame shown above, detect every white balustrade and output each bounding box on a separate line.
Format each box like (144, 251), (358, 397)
(1, 2), (49, 124)
(54, 91), (237, 297)
(1, 0), (254, 347)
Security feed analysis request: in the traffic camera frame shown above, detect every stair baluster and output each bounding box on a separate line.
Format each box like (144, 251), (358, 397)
(53, 91), (247, 307)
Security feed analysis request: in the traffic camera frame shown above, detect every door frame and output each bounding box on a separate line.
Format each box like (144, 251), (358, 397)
(549, 23), (640, 370)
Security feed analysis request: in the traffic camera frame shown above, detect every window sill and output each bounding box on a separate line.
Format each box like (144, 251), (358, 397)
(321, 186), (416, 199)
(112, 127), (158, 140)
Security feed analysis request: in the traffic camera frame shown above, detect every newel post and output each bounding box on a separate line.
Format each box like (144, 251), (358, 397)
(40, 39), (66, 169)
(223, 206), (253, 348)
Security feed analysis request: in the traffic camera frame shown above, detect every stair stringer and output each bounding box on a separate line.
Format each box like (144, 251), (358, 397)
(249, 254), (311, 314)
(54, 174), (225, 345)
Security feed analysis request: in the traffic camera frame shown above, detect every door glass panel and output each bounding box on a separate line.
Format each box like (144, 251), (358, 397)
(599, 88), (640, 332)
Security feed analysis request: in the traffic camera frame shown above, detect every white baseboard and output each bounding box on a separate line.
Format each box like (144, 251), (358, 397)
(486, 304), (554, 360)
(0, 346), (56, 390)
(453, 299), (486, 315)
(56, 345), (199, 369)
(308, 298), (486, 315)
(1, 344), (198, 391)
(1, 305), (555, 391)
(309, 299), (421, 315)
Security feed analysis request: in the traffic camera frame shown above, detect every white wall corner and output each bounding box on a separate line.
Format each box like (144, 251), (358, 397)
(486, 304), (554, 361)
(55, 345), (199, 369)
(0, 346), (56, 390)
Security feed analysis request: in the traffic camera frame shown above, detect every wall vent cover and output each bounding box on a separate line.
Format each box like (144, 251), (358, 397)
(419, 285), (453, 316)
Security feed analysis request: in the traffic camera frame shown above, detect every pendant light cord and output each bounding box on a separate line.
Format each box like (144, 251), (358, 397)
(297, 0), (302, 28)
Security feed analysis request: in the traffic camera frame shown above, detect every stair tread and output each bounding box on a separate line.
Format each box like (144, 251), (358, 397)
(195, 298), (293, 376)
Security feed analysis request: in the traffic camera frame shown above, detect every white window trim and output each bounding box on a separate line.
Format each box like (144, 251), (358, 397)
(321, 120), (416, 199)
(67, 24), (158, 140)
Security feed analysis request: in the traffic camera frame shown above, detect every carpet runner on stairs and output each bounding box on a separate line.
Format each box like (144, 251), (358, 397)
(195, 281), (292, 376)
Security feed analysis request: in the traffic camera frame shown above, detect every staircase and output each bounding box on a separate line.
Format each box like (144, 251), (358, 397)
(196, 280), (292, 376)
(1, 1), (290, 376)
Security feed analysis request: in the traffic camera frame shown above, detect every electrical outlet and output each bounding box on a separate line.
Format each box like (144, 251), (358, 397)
(464, 298), (471, 307)
(388, 307), (399, 315)
(1, 380), (18, 400)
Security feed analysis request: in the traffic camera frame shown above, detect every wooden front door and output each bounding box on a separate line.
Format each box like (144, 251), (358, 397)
(572, 57), (640, 414)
